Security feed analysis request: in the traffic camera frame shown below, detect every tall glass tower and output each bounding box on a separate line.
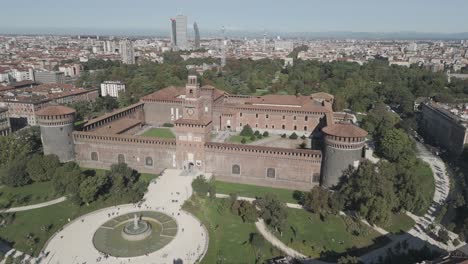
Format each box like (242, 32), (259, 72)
(175, 15), (188, 50)
(194, 22), (200, 49)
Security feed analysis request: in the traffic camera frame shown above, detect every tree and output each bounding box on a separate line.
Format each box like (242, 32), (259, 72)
(303, 186), (330, 215)
(79, 174), (109, 204)
(236, 200), (258, 223)
(240, 124), (254, 137)
(249, 232), (265, 263)
(255, 194), (288, 233)
(0, 158), (31, 187)
(289, 132), (298, 140)
(192, 175), (211, 196)
(378, 128), (415, 162)
(52, 162), (83, 200)
(262, 131), (269, 137)
(26, 154), (60, 182)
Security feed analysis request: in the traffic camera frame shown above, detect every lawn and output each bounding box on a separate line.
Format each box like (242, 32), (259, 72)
(215, 181), (297, 204)
(413, 160), (436, 216)
(275, 208), (389, 260)
(183, 196), (281, 264)
(141, 128), (175, 139)
(382, 213), (416, 234)
(0, 169), (159, 256)
(0, 182), (61, 209)
(0, 199), (116, 256)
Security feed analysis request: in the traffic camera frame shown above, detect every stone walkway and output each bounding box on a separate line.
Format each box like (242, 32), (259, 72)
(0, 197), (66, 213)
(40, 169), (209, 264)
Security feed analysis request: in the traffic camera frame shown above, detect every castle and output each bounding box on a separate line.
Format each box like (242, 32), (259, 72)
(36, 75), (367, 190)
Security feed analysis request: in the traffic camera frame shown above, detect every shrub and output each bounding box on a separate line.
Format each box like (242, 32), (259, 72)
(299, 142), (307, 149)
(241, 138), (247, 144)
(254, 130), (260, 136)
(192, 175), (211, 196)
(289, 132), (298, 140)
(437, 228), (450, 243)
(250, 135), (256, 141)
(162, 123), (174, 127)
(257, 134), (263, 139)
(301, 135), (307, 140)
(281, 134), (287, 138)
(240, 124), (254, 137)
(263, 131), (269, 137)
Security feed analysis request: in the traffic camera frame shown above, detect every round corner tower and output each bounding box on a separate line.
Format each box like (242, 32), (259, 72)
(36, 105), (76, 162)
(321, 123), (367, 188)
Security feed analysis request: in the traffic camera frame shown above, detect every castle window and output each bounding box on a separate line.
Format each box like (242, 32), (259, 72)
(232, 164), (241, 175)
(256, 113), (258, 118)
(266, 168), (276, 178)
(294, 125), (297, 130)
(312, 173), (320, 183)
(293, 116), (296, 120)
(272, 125), (275, 129)
(240, 112), (242, 117)
(305, 116), (308, 121)
(282, 115), (285, 119)
(282, 124), (285, 129)
(240, 123), (242, 127)
(145, 157), (153, 167)
(118, 154), (125, 163)
(266, 114), (269, 118)
(255, 124), (258, 128)
(266, 125), (268, 128)
(91, 152), (98, 161)
(189, 89), (193, 94)
(304, 126), (307, 131)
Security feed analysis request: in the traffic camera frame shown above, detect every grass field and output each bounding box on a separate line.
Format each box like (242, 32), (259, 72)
(276, 208), (389, 260)
(214, 181), (297, 203)
(183, 196), (281, 264)
(141, 128), (175, 139)
(0, 182), (61, 209)
(228, 135), (257, 144)
(0, 169), (159, 256)
(413, 160), (436, 216)
(382, 213), (416, 234)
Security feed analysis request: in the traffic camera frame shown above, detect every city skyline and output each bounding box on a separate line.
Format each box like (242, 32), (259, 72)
(1, 0), (468, 36)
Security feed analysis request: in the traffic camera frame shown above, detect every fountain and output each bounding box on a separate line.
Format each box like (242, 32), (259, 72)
(121, 214), (152, 241)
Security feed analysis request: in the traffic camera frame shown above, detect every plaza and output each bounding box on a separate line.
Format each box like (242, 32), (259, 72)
(41, 170), (209, 264)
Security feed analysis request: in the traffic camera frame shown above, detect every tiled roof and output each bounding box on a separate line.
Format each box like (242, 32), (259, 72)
(322, 123), (368, 138)
(36, 105), (76, 116)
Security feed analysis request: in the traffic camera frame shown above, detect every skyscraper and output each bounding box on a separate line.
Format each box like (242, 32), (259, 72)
(119, 39), (135, 64)
(170, 18), (177, 47)
(194, 22), (200, 49)
(175, 15), (188, 50)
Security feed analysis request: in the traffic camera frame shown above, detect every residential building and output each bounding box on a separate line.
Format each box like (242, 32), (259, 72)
(119, 39), (135, 64)
(34, 71), (65, 84)
(0, 107), (11, 136)
(194, 22), (200, 49)
(101, 81), (126, 98)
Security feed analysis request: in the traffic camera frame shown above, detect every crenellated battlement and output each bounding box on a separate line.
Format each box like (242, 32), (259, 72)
(205, 142), (322, 162)
(73, 131), (176, 146)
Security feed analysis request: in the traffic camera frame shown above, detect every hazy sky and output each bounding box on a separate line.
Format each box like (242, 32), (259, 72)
(2, 0), (468, 33)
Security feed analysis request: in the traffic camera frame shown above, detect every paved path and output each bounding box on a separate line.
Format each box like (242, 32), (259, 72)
(255, 219), (308, 259)
(40, 170), (209, 264)
(0, 197), (66, 213)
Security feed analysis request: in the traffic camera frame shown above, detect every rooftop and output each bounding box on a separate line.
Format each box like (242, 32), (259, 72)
(322, 122), (368, 138)
(93, 118), (141, 135)
(36, 105), (76, 116)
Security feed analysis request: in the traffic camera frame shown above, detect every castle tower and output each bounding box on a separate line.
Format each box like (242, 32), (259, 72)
(36, 105), (76, 162)
(174, 75), (213, 173)
(321, 123), (367, 188)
